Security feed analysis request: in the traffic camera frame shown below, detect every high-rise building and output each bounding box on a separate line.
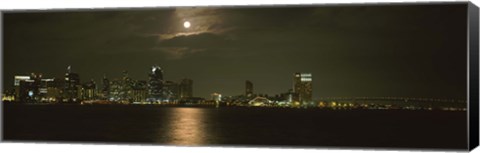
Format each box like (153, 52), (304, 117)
(163, 80), (179, 101)
(101, 74), (110, 100)
(14, 75), (31, 99)
(81, 80), (96, 100)
(18, 79), (37, 102)
(131, 80), (147, 102)
(107, 71), (134, 103)
(108, 79), (123, 102)
(293, 72), (312, 106)
(245, 80), (253, 97)
(147, 65), (164, 102)
(16, 73), (42, 102)
(179, 78), (193, 99)
(64, 66), (80, 102)
(122, 71), (133, 102)
(39, 78), (62, 102)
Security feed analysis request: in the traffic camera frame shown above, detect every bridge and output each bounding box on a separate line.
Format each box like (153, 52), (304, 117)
(318, 97), (465, 103)
(315, 97), (466, 110)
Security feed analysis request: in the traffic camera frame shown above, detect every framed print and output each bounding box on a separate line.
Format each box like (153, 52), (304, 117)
(1, 1), (479, 151)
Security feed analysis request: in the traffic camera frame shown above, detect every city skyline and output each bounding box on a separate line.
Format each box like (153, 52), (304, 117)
(3, 4), (468, 100)
(7, 65), (311, 101)
(4, 65), (467, 102)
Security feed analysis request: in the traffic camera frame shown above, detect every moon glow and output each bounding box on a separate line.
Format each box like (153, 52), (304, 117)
(183, 21), (191, 28)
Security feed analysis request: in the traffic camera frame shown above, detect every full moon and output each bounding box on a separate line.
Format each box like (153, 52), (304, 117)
(183, 21), (191, 28)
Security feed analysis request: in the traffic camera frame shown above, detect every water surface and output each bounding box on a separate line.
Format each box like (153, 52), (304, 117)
(3, 104), (467, 149)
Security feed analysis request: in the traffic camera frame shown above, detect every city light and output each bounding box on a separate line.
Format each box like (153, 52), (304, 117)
(14, 76), (30, 86)
(1, 66), (467, 111)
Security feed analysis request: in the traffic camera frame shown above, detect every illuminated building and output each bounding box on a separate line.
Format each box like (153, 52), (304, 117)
(147, 65), (164, 102)
(293, 72), (313, 107)
(131, 80), (147, 102)
(14, 75), (30, 99)
(163, 80), (179, 101)
(108, 79), (123, 102)
(81, 80), (96, 100)
(2, 89), (16, 101)
(38, 78), (53, 96)
(122, 71), (133, 102)
(39, 78), (63, 102)
(19, 80), (36, 102)
(211, 92), (222, 102)
(76, 85), (83, 101)
(17, 73), (42, 102)
(276, 89), (294, 103)
(101, 74), (110, 100)
(248, 96), (272, 107)
(179, 78), (193, 99)
(245, 80), (253, 97)
(64, 66), (80, 102)
(13, 73), (59, 103)
(107, 71), (135, 103)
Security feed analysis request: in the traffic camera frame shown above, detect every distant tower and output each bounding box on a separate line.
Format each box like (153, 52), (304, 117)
(67, 65), (71, 73)
(131, 80), (148, 102)
(163, 81), (179, 101)
(81, 79), (96, 100)
(102, 74), (110, 100)
(293, 73), (312, 106)
(64, 66), (80, 102)
(179, 78), (193, 99)
(14, 75), (31, 99)
(147, 65), (164, 102)
(245, 80), (253, 97)
(121, 70), (132, 102)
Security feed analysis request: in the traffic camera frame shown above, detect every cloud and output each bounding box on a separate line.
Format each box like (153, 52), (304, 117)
(159, 33), (230, 47)
(152, 47), (204, 60)
(153, 32), (232, 59)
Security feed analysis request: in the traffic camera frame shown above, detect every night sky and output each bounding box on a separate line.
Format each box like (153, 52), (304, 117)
(3, 3), (468, 99)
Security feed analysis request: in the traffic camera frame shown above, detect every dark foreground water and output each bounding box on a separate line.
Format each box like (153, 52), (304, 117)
(3, 104), (467, 150)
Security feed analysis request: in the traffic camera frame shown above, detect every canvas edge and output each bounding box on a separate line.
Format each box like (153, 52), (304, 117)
(0, 10), (4, 143)
(0, 2), (476, 152)
(468, 1), (480, 151)
(0, 1), (471, 14)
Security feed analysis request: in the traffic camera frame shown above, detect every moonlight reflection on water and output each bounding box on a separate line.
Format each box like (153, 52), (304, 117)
(3, 105), (467, 149)
(160, 108), (207, 145)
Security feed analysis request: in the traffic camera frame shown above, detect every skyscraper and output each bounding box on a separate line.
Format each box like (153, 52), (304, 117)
(81, 80), (96, 100)
(17, 73), (42, 102)
(122, 70), (133, 102)
(18, 78), (37, 102)
(147, 65), (164, 102)
(64, 66), (80, 102)
(179, 78), (193, 99)
(101, 74), (110, 100)
(163, 80), (179, 101)
(293, 72), (312, 106)
(39, 78), (62, 102)
(108, 79), (122, 102)
(245, 80), (253, 97)
(131, 80), (147, 102)
(107, 71), (134, 103)
(14, 75), (31, 99)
